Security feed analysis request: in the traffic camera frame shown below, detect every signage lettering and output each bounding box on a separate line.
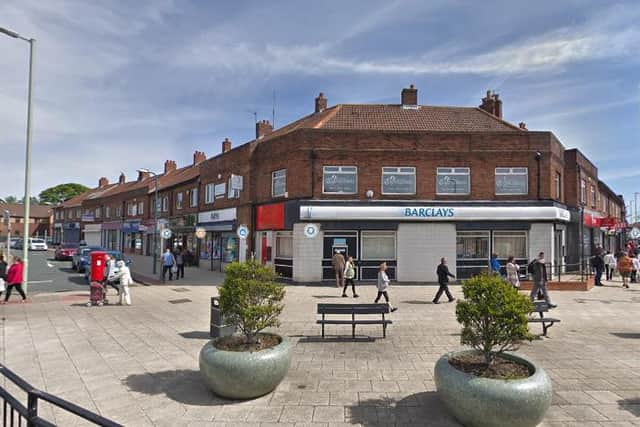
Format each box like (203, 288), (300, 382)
(404, 207), (455, 218)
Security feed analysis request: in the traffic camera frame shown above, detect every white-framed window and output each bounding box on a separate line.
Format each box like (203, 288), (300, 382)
(361, 231), (396, 260)
(580, 179), (586, 205)
(555, 172), (562, 199)
(176, 192), (183, 210)
(127, 202), (137, 217)
(77, 209), (83, 218)
(137, 201), (144, 215)
(492, 231), (528, 259)
(495, 167), (528, 195)
(272, 169), (286, 197)
(190, 188), (198, 207)
(590, 185), (596, 208)
(215, 183), (226, 199)
(105, 206), (110, 218)
(275, 231), (293, 259)
(205, 183), (214, 204)
(381, 167), (416, 195)
(322, 166), (357, 194)
(437, 167), (470, 195)
(95, 207), (101, 219)
(162, 196), (169, 212)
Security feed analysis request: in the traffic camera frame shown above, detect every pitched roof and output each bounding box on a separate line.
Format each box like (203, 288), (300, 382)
(151, 164), (199, 194)
(0, 203), (52, 218)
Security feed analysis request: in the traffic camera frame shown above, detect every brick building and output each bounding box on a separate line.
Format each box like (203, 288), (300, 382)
(1, 203), (52, 240)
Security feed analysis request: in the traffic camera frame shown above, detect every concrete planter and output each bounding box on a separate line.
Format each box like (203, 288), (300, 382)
(199, 333), (292, 400)
(434, 350), (552, 427)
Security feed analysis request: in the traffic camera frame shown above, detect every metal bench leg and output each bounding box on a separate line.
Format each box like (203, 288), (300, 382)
(542, 321), (554, 337)
(382, 313), (387, 338)
(352, 313), (356, 339)
(322, 314), (325, 338)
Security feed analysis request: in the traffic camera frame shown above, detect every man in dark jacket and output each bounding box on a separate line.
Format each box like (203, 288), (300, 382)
(591, 253), (604, 286)
(529, 252), (556, 308)
(433, 257), (456, 304)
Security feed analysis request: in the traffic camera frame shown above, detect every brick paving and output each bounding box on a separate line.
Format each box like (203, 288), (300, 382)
(1, 279), (639, 426)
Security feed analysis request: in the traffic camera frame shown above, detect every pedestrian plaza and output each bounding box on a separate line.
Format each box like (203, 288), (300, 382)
(1, 279), (639, 426)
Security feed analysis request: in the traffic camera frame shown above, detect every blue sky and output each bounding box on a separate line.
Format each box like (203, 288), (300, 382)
(1, 0), (638, 214)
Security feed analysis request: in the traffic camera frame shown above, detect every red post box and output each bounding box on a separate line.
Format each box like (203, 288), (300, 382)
(90, 251), (108, 282)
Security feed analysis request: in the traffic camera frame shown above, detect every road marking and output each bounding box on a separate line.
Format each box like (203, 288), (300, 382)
(29, 280), (54, 284)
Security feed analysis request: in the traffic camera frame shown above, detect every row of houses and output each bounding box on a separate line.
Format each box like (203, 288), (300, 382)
(52, 86), (627, 282)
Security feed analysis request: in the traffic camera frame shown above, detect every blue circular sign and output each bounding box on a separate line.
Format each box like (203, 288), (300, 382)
(304, 223), (319, 238)
(237, 225), (249, 239)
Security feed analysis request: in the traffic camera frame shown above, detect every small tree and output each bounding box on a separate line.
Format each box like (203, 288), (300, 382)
(219, 261), (285, 345)
(455, 273), (534, 365)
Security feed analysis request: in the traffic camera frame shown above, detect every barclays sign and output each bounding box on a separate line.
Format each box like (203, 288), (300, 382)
(404, 207), (454, 218)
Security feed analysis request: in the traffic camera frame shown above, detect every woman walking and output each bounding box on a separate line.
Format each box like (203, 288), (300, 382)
(375, 262), (397, 312)
(604, 251), (616, 281)
(0, 255), (7, 300)
(3, 257), (26, 303)
(506, 256), (520, 289)
(114, 260), (132, 305)
(342, 256), (359, 298)
(618, 252), (633, 289)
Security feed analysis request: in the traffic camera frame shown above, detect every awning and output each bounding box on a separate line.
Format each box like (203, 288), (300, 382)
(196, 220), (235, 232)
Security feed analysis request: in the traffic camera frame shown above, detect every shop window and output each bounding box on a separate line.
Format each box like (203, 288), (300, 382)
(190, 188), (198, 207)
(176, 192), (183, 210)
(555, 172), (562, 199)
(322, 166), (357, 194)
(381, 167), (416, 195)
(495, 167), (528, 195)
(138, 202), (144, 215)
(456, 231), (489, 279)
(437, 167), (470, 195)
(205, 183), (214, 204)
(361, 231), (396, 260)
(275, 232), (293, 258)
(272, 169), (286, 197)
(492, 231), (527, 259)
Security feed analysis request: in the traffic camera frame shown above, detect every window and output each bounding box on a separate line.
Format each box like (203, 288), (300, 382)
(137, 202), (144, 215)
(127, 202), (137, 216)
(77, 209), (82, 218)
(275, 232), (293, 258)
(116, 206), (122, 217)
(590, 186), (596, 208)
(105, 206), (110, 218)
(272, 169), (287, 197)
(190, 188), (198, 207)
(95, 207), (101, 219)
(492, 231), (527, 259)
(456, 231), (489, 259)
(205, 183), (214, 203)
(381, 167), (416, 194)
(580, 179), (586, 205)
(361, 231), (396, 260)
(437, 167), (470, 195)
(162, 196), (169, 212)
(215, 183), (226, 199)
(322, 166), (357, 194)
(495, 167), (528, 195)
(176, 192), (183, 210)
(602, 195), (608, 214)
(555, 172), (562, 199)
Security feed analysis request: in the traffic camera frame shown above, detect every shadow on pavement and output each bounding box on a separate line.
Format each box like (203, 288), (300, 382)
(179, 331), (211, 340)
(348, 391), (461, 426)
(124, 369), (235, 406)
(611, 332), (640, 339)
(401, 300), (433, 305)
(618, 399), (640, 417)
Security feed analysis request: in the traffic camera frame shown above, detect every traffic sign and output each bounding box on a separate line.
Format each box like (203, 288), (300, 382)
(195, 227), (206, 239)
(161, 228), (172, 239)
(237, 224), (249, 240)
(303, 223), (319, 238)
(630, 227), (640, 239)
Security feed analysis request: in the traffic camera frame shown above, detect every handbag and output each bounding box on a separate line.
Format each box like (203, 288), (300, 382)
(0, 278), (5, 292)
(171, 265), (178, 274)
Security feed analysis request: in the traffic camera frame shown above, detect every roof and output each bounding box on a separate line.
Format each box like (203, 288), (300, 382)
(0, 203), (52, 218)
(60, 191), (93, 208)
(151, 164), (200, 194)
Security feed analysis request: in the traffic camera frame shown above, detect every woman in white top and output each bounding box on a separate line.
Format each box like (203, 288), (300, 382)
(603, 251), (616, 281)
(375, 262), (397, 312)
(114, 260), (133, 305)
(632, 255), (640, 283)
(342, 256), (359, 298)
(506, 256), (520, 289)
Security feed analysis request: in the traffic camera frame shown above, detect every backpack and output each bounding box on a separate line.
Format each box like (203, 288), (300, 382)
(527, 260), (536, 275)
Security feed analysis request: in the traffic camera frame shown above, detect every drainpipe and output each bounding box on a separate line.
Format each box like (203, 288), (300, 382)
(535, 151), (542, 200)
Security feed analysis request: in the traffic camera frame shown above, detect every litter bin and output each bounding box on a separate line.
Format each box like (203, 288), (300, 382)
(210, 297), (235, 338)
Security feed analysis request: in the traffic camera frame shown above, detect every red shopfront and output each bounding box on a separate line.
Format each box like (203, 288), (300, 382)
(255, 202), (292, 278)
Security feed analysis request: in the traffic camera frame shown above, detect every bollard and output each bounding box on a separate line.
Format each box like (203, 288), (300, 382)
(210, 296), (235, 338)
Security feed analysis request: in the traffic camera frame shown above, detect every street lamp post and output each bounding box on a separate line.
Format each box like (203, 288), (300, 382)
(138, 169), (159, 276)
(1, 26), (35, 295)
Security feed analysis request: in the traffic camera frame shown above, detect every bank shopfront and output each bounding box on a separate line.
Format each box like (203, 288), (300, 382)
(292, 202), (570, 283)
(197, 208), (244, 271)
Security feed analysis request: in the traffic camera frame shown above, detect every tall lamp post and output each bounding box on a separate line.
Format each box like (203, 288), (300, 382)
(1, 26), (35, 295)
(138, 169), (159, 276)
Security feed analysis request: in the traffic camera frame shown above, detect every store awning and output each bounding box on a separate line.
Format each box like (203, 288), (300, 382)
(196, 220), (235, 232)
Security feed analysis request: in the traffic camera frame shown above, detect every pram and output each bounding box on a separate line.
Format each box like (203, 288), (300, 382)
(87, 281), (108, 307)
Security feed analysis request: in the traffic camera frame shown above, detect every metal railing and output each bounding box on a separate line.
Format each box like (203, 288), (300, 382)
(544, 260), (593, 283)
(0, 363), (121, 427)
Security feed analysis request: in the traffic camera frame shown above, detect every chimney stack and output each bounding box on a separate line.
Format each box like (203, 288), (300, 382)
(256, 120), (273, 139)
(222, 138), (232, 153)
(118, 173), (126, 184)
(137, 170), (150, 181)
(518, 122), (527, 130)
(164, 160), (177, 174)
(315, 92), (327, 113)
(401, 84), (418, 106)
(193, 151), (206, 164)
(479, 90), (503, 118)
(98, 177), (109, 188)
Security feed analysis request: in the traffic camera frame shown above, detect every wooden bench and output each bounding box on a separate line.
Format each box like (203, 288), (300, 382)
(528, 302), (561, 336)
(317, 303), (393, 339)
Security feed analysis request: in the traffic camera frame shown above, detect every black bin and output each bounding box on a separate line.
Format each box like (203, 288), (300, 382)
(210, 296), (235, 338)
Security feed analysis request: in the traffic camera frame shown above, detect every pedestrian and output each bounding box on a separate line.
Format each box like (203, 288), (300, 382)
(433, 257), (456, 304)
(103, 255), (120, 295)
(617, 252), (633, 289)
(506, 256), (520, 289)
(375, 262), (397, 312)
(2, 257), (26, 303)
(631, 254), (640, 284)
(175, 249), (185, 280)
(528, 252), (556, 308)
(627, 240), (636, 257)
(490, 253), (501, 276)
(114, 260), (132, 305)
(591, 252), (604, 286)
(342, 256), (359, 298)
(0, 255), (7, 300)
(161, 248), (176, 281)
(331, 249), (345, 288)
(604, 251), (616, 281)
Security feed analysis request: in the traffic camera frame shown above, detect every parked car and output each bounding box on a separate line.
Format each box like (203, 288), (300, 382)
(85, 250), (132, 283)
(55, 242), (79, 260)
(9, 238), (20, 248)
(14, 238), (48, 251)
(71, 246), (103, 272)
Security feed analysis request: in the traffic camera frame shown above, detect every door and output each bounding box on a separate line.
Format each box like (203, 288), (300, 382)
(261, 234), (268, 264)
(554, 229), (563, 274)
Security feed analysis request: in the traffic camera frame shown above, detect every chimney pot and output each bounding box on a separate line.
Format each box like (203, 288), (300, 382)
(193, 151), (206, 164)
(164, 160), (177, 173)
(314, 92), (328, 113)
(137, 170), (150, 181)
(118, 173), (126, 184)
(222, 138), (232, 153)
(479, 90), (502, 119)
(401, 85), (418, 106)
(519, 122), (527, 130)
(255, 120), (273, 140)
(98, 177), (109, 188)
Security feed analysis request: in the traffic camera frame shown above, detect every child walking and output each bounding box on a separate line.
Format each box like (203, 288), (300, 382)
(375, 262), (397, 312)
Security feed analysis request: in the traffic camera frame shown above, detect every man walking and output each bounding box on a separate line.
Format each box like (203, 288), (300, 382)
(433, 257), (456, 304)
(162, 248), (176, 282)
(332, 249), (345, 288)
(591, 252), (604, 286)
(528, 252), (556, 308)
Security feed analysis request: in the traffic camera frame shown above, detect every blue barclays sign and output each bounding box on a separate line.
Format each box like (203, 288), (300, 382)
(404, 207), (455, 218)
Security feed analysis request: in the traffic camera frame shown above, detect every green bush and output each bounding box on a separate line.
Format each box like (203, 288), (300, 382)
(455, 274), (534, 365)
(219, 261), (286, 344)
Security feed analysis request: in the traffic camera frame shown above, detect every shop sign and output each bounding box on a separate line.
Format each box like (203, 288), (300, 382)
(230, 174), (243, 190)
(600, 217), (616, 228)
(303, 223), (320, 238)
(122, 221), (140, 233)
(83, 224), (102, 232)
(81, 214), (94, 222)
(300, 205), (571, 222)
(236, 224), (249, 240)
(256, 203), (284, 230)
(198, 208), (236, 223)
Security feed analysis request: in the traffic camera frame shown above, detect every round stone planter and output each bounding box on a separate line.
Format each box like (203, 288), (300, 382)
(199, 333), (292, 400)
(434, 350), (552, 427)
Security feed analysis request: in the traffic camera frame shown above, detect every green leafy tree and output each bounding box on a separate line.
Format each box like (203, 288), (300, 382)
(20, 196), (40, 204)
(219, 261), (285, 345)
(38, 183), (89, 204)
(4, 196), (18, 203)
(456, 273), (534, 365)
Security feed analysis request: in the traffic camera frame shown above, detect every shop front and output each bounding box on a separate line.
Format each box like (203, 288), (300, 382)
(295, 203), (571, 283)
(122, 220), (143, 254)
(62, 222), (81, 244)
(53, 223), (63, 245)
(255, 202), (295, 278)
(83, 223), (102, 246)
(197, 208), (241, 271)
(169, 214), (199, 266)
(102, 221), (122, 250)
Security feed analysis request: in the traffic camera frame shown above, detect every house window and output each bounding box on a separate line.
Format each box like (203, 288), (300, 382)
(77, 209), (82, 218)
(437, 167), (470, 195)
(555, 172), (562, 199)
(590, 186), (596, 208)
(176, 192), (183, 210)
(322, 166), (357, 194)
(361, 231), (396, 260)
(272, 169), (286, 197)
(127, 202), (137, 217)
(495, 167), (528, 195)
(162, 196), (169, 212)
(190, 188), (198, 207)
(137, 201), (144, 215)
(215, 183), (226, 199)
(381, 167), (416, 194)
(205, 183), (214, 204)
(580, 179), (586, 205)
(105, 206), (110, 218)
(275, 232), (293, 258)
(116, 206), (122, 217)
(95, 207), (101, 219)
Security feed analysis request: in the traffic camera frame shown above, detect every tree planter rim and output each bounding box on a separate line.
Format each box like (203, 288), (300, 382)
(209, 332), (286, 354)
(443, 349), (542, 382)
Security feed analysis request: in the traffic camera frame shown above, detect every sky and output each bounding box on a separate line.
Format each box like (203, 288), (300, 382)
(0, 0), (638, 215)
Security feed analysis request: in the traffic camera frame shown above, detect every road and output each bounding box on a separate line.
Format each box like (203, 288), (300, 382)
(6, 249), (89, 295)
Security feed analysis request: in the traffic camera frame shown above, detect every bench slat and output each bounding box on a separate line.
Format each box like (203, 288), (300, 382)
(527, 318), (561, 323)
(317, 320), (393, 325)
